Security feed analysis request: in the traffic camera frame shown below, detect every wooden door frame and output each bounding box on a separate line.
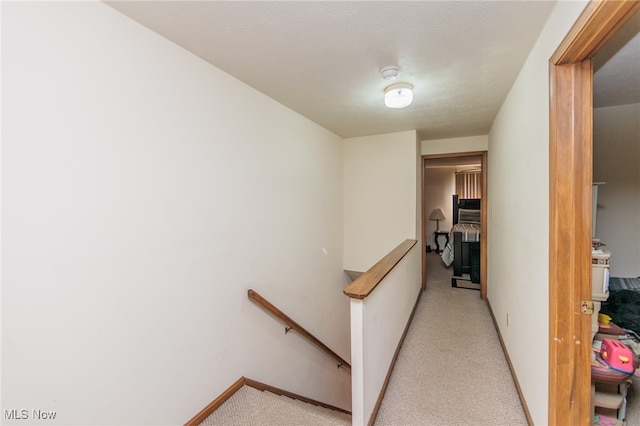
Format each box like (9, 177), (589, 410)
(421, 151), (488, 300)
(548, 1), (640, 425)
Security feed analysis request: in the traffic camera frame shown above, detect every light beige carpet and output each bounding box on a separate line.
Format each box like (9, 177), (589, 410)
(201, 386), (350, 426)
(374, 252), (527, 425)
(620, 375), (639, 424)
(200, 251), (638, 425)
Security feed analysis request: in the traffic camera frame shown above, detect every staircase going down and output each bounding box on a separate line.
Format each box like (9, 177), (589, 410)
(199, 385), (351, 426)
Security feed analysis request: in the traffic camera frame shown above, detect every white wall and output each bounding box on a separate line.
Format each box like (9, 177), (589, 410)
(349, 243), (421, 425)
(421, 135), (488, 155)
(424, 167), (456, 249)
(487, 1), (588, 424)
(593, 103), (640, 277)
(343, 131), (420, 272)
(2, 2), (351, 424)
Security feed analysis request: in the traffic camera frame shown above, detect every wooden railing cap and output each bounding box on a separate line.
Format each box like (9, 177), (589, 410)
(343, 239), (417, 300)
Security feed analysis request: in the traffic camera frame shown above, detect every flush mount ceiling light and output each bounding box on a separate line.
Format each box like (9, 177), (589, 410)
(384, 82), (414, 109)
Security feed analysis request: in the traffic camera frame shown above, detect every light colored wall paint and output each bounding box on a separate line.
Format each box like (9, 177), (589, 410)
(487, 1), (588, 424)
(593, 103), (640, 277)
(2, 3), (350, 424)
(343, 131), (419, 272)
(421, 135), (488, 155)
(424, 168), (456, 249)
(349, 244), (421, 425)
(415, 133), (423, 262)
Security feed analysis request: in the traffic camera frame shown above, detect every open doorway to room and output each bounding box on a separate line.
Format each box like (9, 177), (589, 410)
(548, 2), (640, 424)
(589, 11), (640, 424)
(421, 151), (487, 299)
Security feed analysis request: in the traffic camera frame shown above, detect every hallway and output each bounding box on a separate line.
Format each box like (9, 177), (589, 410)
(375, 252), (527, 425)
(197, 251), (640, 425)
(376, 252), (640, 424)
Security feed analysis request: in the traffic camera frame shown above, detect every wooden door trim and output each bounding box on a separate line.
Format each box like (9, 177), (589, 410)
(421, 151), (487, 299)
(552, 1), (640, 65)
(480, 151), (488, 300)
(548, 59), (593, 426)
(548, 2), (640, 425)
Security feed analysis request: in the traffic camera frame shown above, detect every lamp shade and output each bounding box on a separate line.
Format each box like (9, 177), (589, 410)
(384, 83), (413, 108)
(429, 208), (446, 221)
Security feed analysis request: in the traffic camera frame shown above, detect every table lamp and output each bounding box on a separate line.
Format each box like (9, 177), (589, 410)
(429, 208), (446, 231)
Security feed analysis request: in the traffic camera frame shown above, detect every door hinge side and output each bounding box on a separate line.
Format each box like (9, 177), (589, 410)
(581, 300), (594, 314)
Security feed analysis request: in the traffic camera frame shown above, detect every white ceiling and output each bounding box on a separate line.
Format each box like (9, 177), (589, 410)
(105, 1), (637, 140)
(594, 11), (640, 109)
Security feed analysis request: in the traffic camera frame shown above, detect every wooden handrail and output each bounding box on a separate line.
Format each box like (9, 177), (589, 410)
(343, 239), (417, 300)
(247, 289), (351, 373)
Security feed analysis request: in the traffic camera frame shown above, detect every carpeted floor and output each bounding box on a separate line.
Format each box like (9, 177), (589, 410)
(201, 251), (640, 425)
(201, 386), (351, 425)
(376, 253), (640, 424)
(374, 252), (527, 425)
(625, 376), (639, 424)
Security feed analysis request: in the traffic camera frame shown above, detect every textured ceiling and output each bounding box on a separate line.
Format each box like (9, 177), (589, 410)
(106, 1), (561, 140)
(594, 11), (640, 109)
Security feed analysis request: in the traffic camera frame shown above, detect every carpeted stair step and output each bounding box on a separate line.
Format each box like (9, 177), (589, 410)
(200, 386), (351, 426)
(274, 393), (351, 422)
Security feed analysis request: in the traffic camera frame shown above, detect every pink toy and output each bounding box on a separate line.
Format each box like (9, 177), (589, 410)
(600, 338), (635, 374)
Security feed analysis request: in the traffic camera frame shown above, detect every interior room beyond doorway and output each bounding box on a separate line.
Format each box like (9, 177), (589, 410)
(424, 154), (483, 291)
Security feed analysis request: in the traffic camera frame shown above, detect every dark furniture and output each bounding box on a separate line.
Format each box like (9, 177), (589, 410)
(451, 194), (481, 286)
(601, 278), (640, 337)
(434, 231), (449, 254)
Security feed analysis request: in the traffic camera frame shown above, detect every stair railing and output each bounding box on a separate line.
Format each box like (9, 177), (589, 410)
(247, 289), (351, 373)
(343, 238), (420, 425)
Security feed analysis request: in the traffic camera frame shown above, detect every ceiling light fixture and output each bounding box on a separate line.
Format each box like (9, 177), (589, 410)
(384, 82), (414, 109)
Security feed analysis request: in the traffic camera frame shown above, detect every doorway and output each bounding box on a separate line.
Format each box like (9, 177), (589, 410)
(421, 151), (488, 299)
(548, 1), (640, 424)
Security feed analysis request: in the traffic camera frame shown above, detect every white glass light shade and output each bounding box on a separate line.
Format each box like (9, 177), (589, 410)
(384, 83), (413, 108)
